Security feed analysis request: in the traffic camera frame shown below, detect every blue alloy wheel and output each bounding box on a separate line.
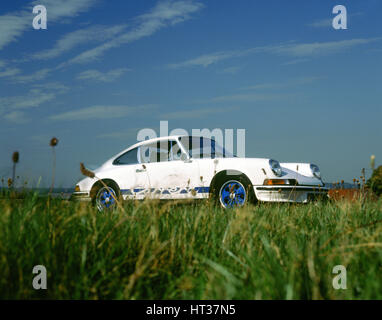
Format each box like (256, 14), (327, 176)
(96, 186), (117, 211)
(219, 180), (247, 208)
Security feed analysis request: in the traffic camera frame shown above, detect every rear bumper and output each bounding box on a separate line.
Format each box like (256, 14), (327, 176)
(254, 185), (329, 203)
(69, 192), (91, 202)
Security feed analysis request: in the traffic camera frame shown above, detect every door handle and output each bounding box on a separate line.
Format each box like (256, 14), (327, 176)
(136, 169), (146, 173)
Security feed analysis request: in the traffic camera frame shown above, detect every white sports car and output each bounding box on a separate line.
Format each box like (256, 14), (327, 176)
(71, 135), (328, 211)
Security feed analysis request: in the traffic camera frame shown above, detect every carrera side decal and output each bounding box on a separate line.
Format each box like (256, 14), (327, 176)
(121, 186), (210, 196)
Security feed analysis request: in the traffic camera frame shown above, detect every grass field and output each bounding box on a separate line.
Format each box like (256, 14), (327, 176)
(0, 193), (381, 299)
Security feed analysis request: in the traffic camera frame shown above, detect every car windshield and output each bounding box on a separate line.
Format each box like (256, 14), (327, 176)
(179, 136), (235, 159)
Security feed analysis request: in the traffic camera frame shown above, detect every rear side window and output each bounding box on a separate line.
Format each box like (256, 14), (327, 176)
(113, 148), (138, 165)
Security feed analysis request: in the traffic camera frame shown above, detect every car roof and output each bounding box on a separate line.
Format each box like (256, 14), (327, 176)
(127, 135), (215, 150)
(103, 135), (218, 166)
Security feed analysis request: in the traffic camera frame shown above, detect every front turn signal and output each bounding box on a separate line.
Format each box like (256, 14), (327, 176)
(264, 179), (287, 185)
(263, 179), (298, 185)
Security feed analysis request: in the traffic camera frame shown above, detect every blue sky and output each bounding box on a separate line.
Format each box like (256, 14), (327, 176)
(0, 0), (381, 188)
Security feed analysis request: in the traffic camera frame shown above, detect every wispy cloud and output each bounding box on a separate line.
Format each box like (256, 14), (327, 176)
(0, 14), (30, 50)
(308, 18), (332, 28)
(76, 68), (131, 82)
(161, 106), (237, 120)
(168, 38), (381, 69)
(0, 61), (21, 78)
(3, 111), (29, 124)
(168, 51), (240, 68)
(0, 83), (68, 123)
(219, 66), (242, 74)
(97, 128), (139, 139)
(167, 48), (267, 69)
(65, 0), (204, 65)
(239, 76), (323, 91)
(273, 38), (381, 57)
(282, 58), (310, 66)
(31, 25), (127, 60)
(11, 68), (52, 83)
(50, 105), (155, 121)
(36, 0), (98, 20)
(308, 12), (364, 28)
(0, 90), (55, 123)
(209, 93), (294, 103)
(0, 0), (98, 50)
(0, 89), (56, 111)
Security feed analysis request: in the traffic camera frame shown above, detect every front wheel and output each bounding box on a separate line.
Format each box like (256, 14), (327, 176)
(217, 176), (254, 208)
(95, 185), (118, 212)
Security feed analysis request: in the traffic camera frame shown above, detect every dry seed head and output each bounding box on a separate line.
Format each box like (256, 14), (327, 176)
(7, 178), (12, 188)
(80, 162), (95, 178)
(12, 151), (19, 163)
(50, 137), (58, 147)
(370, 155), (376, 170)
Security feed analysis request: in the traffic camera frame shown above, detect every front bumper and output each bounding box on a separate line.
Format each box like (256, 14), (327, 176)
(254, 185), (329, 203)
(69, 192), (92, 202)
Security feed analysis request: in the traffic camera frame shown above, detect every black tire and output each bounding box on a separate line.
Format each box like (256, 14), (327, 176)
(212, 174), (256, 208)
(91, 180), (121, 212)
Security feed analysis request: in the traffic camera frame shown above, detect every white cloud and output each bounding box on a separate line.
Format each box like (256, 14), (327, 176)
(168, 38), (381, 69)
(34, 0), (98, 20)
(308, 18), (332, 28)
(32, 82), (69, 93)
(273, 38), (381, 57)
(0, 84), (68, 123)
(308, 12), (363, 28)
(168, 51), (238, 68)
(282, 58), (310, 66)
(219, 66), (241, 74)
(0, 68), (21, 78)
(97, 128), (139, 139)
(76, 68), (130, 82)
(66, 0), (204, 65)
(0, 14), (30, 50)
(161, 106), (237, 119)
(11, 68), (52, 83)
(0, 89), (56, 111)
(0, 60), (51, 82)
(209, 93), (293, 103)
(32, 25), (127, 60)
(0, 0), (98, 50)
(3, 111), (29, 123)
(239, 76), (323, 91)
(50, 105), (155, 121)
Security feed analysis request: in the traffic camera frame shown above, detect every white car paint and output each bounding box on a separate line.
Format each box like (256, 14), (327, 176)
(71, 135), (328, 206)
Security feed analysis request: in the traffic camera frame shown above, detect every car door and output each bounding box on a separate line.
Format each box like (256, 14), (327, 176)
(139, 139), (201, 199)
(111, 146), (149, 199)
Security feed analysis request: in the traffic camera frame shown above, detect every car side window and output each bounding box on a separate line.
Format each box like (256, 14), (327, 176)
(139, 140), (180, 163)
(113, 147), (138, 165)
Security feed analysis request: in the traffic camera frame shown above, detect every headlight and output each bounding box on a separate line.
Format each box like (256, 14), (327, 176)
(269, 159), (282, 177)
(310, 164), (321, 179)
